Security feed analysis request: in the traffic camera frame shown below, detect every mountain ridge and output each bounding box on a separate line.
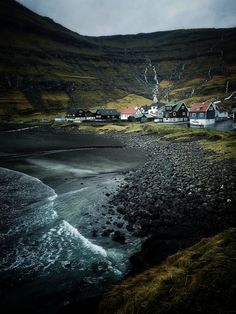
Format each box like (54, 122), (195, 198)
(0, 0), (236, 119)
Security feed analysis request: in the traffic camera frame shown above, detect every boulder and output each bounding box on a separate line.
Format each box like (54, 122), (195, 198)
(112, 231), (126, 244)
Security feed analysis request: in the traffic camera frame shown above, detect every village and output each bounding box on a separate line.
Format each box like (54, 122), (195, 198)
(58, 100), (236, 128)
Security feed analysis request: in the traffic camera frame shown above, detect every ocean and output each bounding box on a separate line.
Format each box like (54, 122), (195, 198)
(0, 127), (145, 313)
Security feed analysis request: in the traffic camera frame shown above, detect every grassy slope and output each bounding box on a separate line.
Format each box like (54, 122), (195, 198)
(0, 1), (236, 118)
(99, 228), (236, 314)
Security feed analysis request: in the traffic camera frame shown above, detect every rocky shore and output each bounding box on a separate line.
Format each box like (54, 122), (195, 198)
(100, 132), (236, 273)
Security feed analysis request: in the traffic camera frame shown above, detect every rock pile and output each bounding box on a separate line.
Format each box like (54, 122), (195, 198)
(102, 132), (236, 268)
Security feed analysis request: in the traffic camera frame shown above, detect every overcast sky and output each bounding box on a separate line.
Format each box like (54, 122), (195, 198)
(17, 0), (236, 36)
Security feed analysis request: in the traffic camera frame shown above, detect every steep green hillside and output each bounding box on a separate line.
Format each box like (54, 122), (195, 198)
(0, 0), (236, 118)
(99, 228), (236, 314)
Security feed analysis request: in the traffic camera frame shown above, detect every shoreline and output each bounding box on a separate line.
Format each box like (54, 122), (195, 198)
(60, 128), (236, 313)
(0, 125), (235, 313)
(0, 126), (148, 314)
(103, 131), (236, 271)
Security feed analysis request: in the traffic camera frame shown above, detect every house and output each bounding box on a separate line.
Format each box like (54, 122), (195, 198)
(65, 108), (86, 121)
(189, 101), (216, 126)
(150, 103), (166, 122)
(74, 109), (86, 122)
(232, 108), (236, 129)
(163, 103), (189, 123)
(85, 110), (96, 120)
(136, 105), (151, 114)
(65, 108), (77, 120)
(128, 113), (147, 122)
(95, 109), (120, 120)
(148, 104), (159, 115)
(214, 103), (229, 121)
(120, 108), (137, 120)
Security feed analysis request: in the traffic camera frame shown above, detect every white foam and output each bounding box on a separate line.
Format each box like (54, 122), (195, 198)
(26, 159), (96, 176)
(0, 166), (57, 198)
(0, 167), (58, 236)
(5, 126), (40, 133)
(60, 220), (107, 257)
(61, 187), (88, 197)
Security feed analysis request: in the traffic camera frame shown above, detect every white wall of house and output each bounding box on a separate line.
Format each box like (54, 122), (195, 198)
(163, 117), (188, 123)
(148, 106), (158, 115)
(135, 108), (142, 114)
(74, 117), (86, 122)
(120, 114), (130, 120)
(154, 118), (163, 122)
(215, 111), (228, 120)
(190, 118), (215, 126)
(85, 116), (95, 120)
(54, 118), (65, 122)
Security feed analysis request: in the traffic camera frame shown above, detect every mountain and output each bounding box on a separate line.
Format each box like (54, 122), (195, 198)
(1, 0), (236, 119)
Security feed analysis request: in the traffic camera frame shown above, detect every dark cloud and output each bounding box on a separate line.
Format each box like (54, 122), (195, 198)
(17, 0), (236, 36)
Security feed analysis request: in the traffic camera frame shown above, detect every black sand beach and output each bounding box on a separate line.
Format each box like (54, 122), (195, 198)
(0, 125), (236, 314)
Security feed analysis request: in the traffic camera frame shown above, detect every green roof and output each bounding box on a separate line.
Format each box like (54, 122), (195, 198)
(89, 109), (98, 113)
(133, 113), (145, 118)
(165, 103), (186, 111)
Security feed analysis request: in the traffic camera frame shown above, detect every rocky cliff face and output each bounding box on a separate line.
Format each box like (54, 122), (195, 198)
(0, 0), (236, 118)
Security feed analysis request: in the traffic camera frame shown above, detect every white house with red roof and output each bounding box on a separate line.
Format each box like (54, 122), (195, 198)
(189, 101), (216, 126)
(120, 108), (137, 120)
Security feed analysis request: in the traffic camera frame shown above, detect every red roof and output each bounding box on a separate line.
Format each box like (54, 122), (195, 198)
(120, 108), (137, 115)
(189, 101), (212, 112)
(216, 103), (226, 111)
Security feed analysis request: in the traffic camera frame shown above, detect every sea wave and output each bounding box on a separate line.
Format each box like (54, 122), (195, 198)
(60, 220), (107, 257)
(4, 126), (40, 133)
(26, 158), (97, 176)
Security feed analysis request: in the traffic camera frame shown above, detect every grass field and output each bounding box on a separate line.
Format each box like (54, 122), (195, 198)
(99, 228), (236, 314)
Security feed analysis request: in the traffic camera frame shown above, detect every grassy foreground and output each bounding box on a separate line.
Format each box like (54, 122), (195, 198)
(76, 122), (236, 159)
(99, 228), (236, 314)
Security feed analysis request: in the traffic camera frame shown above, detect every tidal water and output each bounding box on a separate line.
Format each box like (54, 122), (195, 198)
(0, 128), (145, 313)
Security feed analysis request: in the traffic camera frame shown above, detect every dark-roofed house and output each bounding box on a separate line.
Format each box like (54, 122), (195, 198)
(95, 109), (120, 120)
(75, 109), (86, 118)
(65, 108), (86, 120)
(128, 113), (147, 122)
(190, 101), (216, 126)
(85, 109), (96, 120)
(163, 103), (189, 123)
(65, 108), (77, 120)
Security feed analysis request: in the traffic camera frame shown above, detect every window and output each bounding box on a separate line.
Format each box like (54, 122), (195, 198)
(173, 112), (176, 116)
(182, 112), (186, 116)
(199, 113), (204, 118)
(192, 113), (196, 118)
